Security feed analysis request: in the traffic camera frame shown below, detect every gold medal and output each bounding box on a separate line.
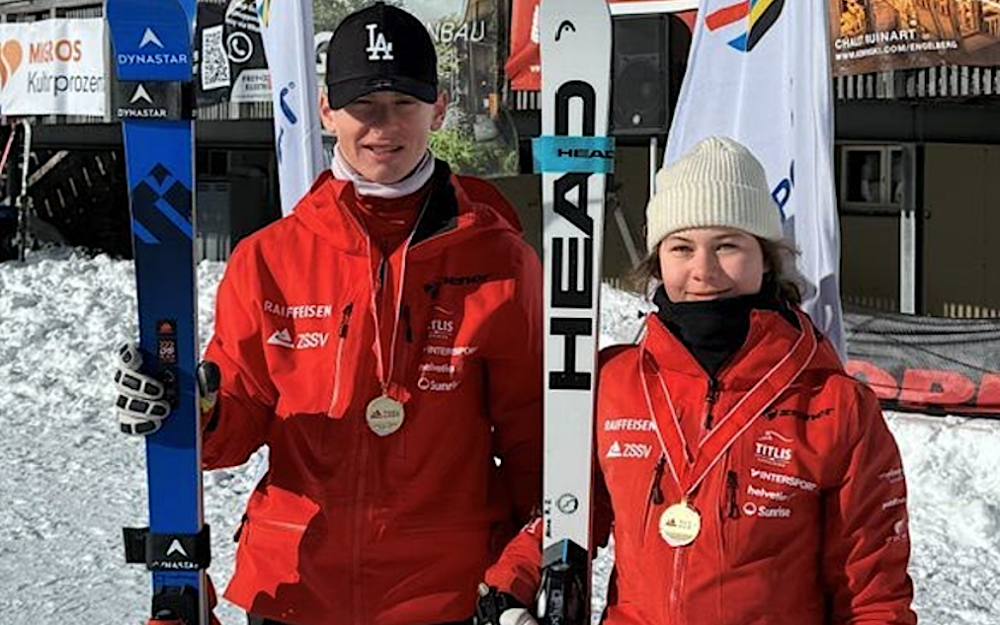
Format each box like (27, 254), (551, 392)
(366, 395), (405, 436)
(658, 502), (701, 547)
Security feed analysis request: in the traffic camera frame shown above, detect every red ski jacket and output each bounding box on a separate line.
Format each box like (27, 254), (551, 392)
(486, 309), (917, 625)
(202, 162), (542, 625)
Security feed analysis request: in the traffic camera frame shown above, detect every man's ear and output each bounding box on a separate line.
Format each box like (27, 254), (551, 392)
(319, 89), (337, 135)
(430, 91), (449, 131)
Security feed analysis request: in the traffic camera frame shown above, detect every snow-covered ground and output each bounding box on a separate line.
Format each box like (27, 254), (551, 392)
(1, 248), (998, 624)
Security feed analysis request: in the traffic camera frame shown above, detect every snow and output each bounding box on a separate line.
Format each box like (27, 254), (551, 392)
(1, 248), (997, 623)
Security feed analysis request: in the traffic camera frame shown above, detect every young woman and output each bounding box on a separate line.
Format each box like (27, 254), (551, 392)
(115, 4), (542, 624)
(483, 136), (917, 625)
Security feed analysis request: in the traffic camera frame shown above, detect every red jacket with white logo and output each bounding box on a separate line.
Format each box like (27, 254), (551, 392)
(202, 163), (542, 625)
(486, 309), (917, 625)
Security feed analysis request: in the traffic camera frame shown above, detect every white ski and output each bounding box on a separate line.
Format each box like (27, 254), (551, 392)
(534, 0), (613, 622)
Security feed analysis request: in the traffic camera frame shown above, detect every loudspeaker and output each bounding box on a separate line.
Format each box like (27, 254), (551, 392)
(611, 14), (691, 137)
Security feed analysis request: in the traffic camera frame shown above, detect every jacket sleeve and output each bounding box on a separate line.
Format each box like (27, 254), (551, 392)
(822, 382), (917, 625)
(484, 437), (616, 608)
(481, 241), (544, 524)
(201, 243), (279, 470)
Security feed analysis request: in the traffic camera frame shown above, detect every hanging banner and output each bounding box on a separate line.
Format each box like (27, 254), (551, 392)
(0, 19), (106, 116)
(845, 310), (1000, 417)
(664, 0), (846, 359)
(831, 0), (1000, 76)
(506, 0), (540, 91)
(507, 0), (696, 91)
(258, 0), (325, 215)
(195, 0), (270, 106)
(314, 0), (516, 177)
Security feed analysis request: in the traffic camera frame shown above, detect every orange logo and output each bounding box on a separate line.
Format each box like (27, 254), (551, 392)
(0, 40), (23, 88)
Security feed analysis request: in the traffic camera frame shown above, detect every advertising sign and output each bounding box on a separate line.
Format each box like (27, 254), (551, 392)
(0, 19), (106, 116)
(105, 0), (191, 82)
(846, 310), (1000, 416)
(196, 0), (270, 105)
(831, 0), (1000, 76)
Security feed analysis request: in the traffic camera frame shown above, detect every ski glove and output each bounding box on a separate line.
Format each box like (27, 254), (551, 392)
(114, 343), (220, 436)
(497, 609), (537, 625)
(474, 584), (537, 625)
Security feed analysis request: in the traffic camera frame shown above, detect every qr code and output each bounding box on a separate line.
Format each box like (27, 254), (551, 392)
(201, 24), (231, 91)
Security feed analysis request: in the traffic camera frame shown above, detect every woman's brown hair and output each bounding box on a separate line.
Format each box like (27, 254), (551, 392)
(631, 237), (804, 306)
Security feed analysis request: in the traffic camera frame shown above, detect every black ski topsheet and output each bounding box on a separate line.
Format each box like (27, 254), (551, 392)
(534, 0), (613, 622)
(106, 0), (207, 622)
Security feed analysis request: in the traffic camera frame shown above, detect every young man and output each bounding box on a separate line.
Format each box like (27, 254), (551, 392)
(115, 4), (542, 624)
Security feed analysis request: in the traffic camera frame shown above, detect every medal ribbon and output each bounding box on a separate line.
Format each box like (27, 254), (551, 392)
(639, 310), (818, 502)
(361, 189), (435, 398)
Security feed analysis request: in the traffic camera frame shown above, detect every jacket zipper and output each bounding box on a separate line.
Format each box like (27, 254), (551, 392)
(641, 455), (666, 545)
(719, 465), (740, 579)
(703, 377), (720, 431)
(726, 470), (740, 519)
(356, 258), (386, 624)
(669, 538), (690, 624)
(402, 304), (412, 343)
(378, 257), (387, 291)
(233, 514), (308, 543)
(353, 408), (371, 624)
(328, 303), (354, 415)
(666, 377), (717, 624)
(233, 513), (249, 543)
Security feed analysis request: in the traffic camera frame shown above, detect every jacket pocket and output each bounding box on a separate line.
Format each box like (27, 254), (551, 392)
(270, 299), (362, 419)
(720, 455), (811, 569)
(233, 514), (311, 597)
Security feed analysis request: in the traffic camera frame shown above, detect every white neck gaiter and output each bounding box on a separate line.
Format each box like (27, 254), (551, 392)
(331, 145), (435, 199)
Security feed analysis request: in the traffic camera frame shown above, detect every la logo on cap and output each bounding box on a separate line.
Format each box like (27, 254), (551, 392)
(365, 23), (394, 60)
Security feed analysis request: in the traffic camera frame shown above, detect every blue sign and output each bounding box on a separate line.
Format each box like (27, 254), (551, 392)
(106, 0), (194, 82)
(533, 135), (615, 174)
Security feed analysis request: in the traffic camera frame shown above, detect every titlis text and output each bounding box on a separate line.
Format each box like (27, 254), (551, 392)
(549, 80), (598, 392)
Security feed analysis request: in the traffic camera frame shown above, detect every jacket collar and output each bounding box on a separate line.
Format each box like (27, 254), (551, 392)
(291, 159), (511, 255)
(642, 307), (829, 390)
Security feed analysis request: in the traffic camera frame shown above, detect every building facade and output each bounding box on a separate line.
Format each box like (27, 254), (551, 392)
(2, 0), (998, 318)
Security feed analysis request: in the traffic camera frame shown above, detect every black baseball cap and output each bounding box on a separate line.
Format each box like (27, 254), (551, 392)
(325, 2), (438, 109)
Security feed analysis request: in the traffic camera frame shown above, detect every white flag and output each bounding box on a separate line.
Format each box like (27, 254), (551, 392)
(256, 0), (324, 215)
(664, 0), (845, 359)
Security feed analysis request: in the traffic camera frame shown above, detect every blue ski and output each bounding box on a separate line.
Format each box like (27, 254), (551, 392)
(105, 1), (209, 623)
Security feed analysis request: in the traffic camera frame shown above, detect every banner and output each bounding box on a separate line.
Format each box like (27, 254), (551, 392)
(314, 0), (516, 178)
(0, 19), (106, 116)
(831, 0), (1000, 76)
(506, 0), (540, 90)
(196, 0), (270, 106)
(664, 0), (846, 359)
(257, 0), (324, 216)
(845, 309), (1000, 416)
(507, 0), (696, 91)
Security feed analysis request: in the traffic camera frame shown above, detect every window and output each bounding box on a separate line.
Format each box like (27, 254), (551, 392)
(839, 144), (908, 209)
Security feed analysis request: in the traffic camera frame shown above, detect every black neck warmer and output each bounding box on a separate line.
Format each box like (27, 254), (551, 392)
(652, 285), (793, 378)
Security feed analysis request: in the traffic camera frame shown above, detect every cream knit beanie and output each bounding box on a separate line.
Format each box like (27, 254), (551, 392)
(645, 136), (783, 253)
